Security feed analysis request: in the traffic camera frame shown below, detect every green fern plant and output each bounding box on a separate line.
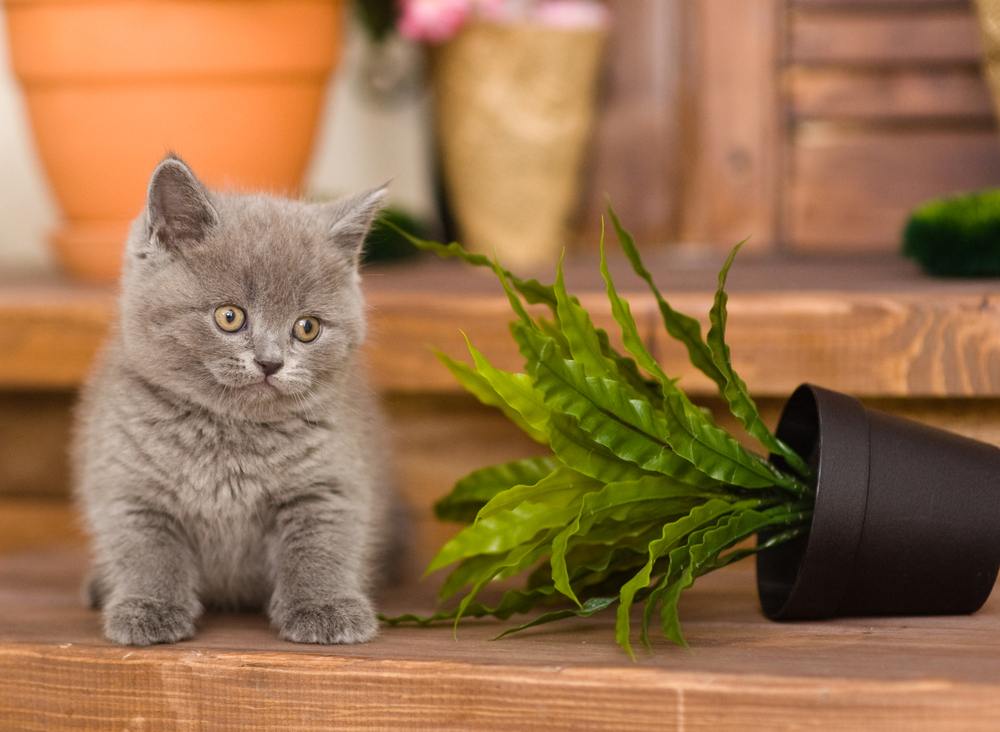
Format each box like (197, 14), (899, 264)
(385, 209), (814, 656)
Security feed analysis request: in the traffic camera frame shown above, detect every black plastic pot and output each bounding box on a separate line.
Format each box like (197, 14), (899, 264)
(757, 383), (1000, 620)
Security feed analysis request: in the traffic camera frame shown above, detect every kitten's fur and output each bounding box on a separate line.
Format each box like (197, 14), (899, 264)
(73, 154), (395, 646)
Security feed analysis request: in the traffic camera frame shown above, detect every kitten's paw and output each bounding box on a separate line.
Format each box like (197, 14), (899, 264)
(104, 597), (196, 646)
(278, 596), (378, 645)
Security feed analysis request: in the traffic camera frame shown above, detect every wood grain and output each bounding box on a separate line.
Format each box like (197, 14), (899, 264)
(0, 392), (74, 498)
(785, 128), (1000, 251)
(4, 393), (999, 561)
(578, 0), (684, 248)
(0, 499), (82, 554)
(786, 67), (994, 121)
(1, 548), (999, 731)
(4, 255), (1000, 397)
(679, 0), (783, 251)
(789, 6), (982, 65)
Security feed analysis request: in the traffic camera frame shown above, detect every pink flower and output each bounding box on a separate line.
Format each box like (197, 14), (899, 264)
(398, 0), (473, 43)
(532, 0), (609, 29)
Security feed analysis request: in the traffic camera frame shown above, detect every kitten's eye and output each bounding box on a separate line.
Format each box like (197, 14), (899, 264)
(293, 316), (321, 343)
(214, 305), (246, 333)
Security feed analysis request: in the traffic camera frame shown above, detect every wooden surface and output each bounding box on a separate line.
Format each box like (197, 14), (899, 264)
(1, 547), (999, 730)
(575, 0), (1000, 254)
(787, 67), (994, 121)
(679, 0), (782, 251)
(4, 393), (1000, 568)
(782, 0), (1000, 253)
(788, 5), (981, 64)
(4, 254), (1000, 397)
(786, 129), (1000, 250)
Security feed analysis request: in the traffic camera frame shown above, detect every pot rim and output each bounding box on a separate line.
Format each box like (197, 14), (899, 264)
(757, 383), (871, 620)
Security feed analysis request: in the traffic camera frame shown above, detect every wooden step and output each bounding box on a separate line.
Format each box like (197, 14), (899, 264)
(2, 546), (999, 730)
(3, 252), (1000, 397)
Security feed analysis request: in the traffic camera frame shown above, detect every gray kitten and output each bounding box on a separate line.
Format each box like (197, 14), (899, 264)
(73, 154), (395, 646)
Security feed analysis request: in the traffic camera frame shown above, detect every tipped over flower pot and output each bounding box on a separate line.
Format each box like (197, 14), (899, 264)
(758, 383), (1000, 620)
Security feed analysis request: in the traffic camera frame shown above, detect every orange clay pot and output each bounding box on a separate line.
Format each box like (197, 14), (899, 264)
(4, 0), (343, 282)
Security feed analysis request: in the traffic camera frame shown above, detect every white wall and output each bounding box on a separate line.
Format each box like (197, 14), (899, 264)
(0, 6), (434, 275)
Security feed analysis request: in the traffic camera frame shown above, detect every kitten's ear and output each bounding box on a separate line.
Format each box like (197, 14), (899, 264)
(321, 184), (388, 264)
(145, 154), (218, 249)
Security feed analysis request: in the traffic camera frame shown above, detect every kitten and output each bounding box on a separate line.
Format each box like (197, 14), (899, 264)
(73, 154), (396, 646)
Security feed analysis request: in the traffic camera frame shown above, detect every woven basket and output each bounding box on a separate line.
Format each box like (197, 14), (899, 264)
(976, 0), (1000, 122)
(431, 21), (606, 269)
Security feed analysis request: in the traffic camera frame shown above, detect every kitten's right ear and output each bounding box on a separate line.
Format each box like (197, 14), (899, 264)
(145, 154), (218, 249)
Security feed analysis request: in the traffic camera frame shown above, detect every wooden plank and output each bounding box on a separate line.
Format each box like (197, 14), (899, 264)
(0, 393), (73, 498)
(1, 548), (1000, 730)
(789, 6), (982, 65)
(0, 499), (81, 554)
(679, 0), (783, 252)
(0, 282), (113, 390)
(578, 0), (684, 248)
(652, 287), (1000, 397)
(785, 127), (1000, 251)
(786, 67), (994, 120)
(4, 255), (1000, 397)
(794, 0), (970, 7)
(6, 395), (999, 559)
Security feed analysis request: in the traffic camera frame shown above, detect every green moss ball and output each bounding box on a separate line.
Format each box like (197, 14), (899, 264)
(903, 189), (1000, 277)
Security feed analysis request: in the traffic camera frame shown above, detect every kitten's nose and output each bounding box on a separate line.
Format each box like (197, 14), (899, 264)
(255, 359), (284, 377)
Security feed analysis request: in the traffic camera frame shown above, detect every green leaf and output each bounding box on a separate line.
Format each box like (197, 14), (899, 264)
(706, 243), (812, 479)
(437, 352), (547, 444)
(461, 335), (550, 441)
(599, 232), (675, 388)
(451, 532), (555, 631)
(598, 238), (801, 493)
(615, 498), (755, 657)
(655, 504), (810, 646)
(494, 596), (618, 639)
(607, 205), (727, 390)
(435, 456), (557, 523)
(549, 475), (713, 605)
(547, 414), (655, 484)
(514, 323), (718, 488)
(426, 493), (581, 574)
(476, 465), (600, 520)
(553, 252), (616, 379)
(660, 391), (801, 491)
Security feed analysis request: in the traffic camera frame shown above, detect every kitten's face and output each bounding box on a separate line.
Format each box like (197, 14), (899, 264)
(119, 156), (384, 421)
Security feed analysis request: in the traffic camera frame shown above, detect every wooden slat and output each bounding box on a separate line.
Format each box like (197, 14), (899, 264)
(2, 548), (1000, 730)
(789, 7), (982, 65)
(680, 0), (783, 251)
(785, 127), (1000, 251)
(578, 0), (684, 247)
(794, 0), (970, 6)
(4, 255), (1000, 397)
(0, 499), (81, 554)
(786, 67), (995, 120)
(0, 284), (112, 390)
(9, 394), (1000, 564)
(0, 393), (73, 498)
(0, 254), (1000, 397)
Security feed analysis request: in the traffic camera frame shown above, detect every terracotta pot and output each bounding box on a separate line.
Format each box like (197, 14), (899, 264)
(4, 0), (343, 282)
(431, 21), (606, 270)
(757, 384), (1000, 621)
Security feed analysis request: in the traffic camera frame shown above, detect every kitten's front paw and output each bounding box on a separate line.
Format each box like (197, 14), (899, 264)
(104, 597), (196, 646)
(278, 595), (378, 645)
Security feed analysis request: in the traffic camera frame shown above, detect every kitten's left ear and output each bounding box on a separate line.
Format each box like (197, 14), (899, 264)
(321, 184), (388, 265)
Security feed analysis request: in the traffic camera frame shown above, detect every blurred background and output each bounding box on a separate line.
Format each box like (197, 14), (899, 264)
(2, 0), (1000, 573)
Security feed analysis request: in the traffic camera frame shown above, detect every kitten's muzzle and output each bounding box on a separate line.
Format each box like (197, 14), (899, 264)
(255, 359), (284, 377)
